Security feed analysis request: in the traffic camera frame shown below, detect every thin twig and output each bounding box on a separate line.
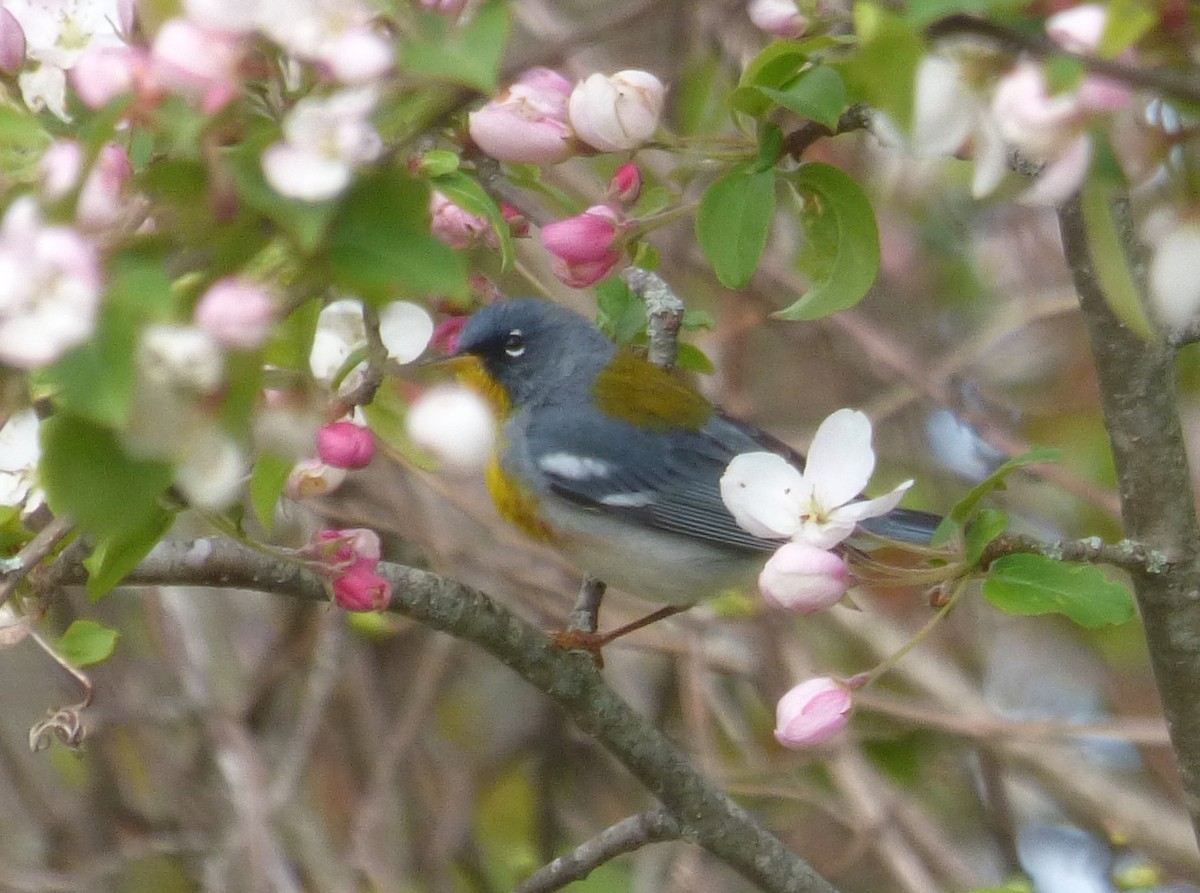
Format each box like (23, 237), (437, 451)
(0, 515), (74, 610)
(515, 809), (682, 893)
(781, 104), (874, 161)
(624, 267), (686, 369)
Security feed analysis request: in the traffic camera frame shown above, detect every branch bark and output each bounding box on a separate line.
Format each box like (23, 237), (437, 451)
(1060, 195), (1200, 838)
(53, 538), (840, 893)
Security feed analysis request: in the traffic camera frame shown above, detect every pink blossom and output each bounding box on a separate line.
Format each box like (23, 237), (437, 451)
(747, 0), (808, 39)
(312, 527), (382, 564)
(468, 67), (576, 165)
(0, 7), (26, 75)
(194, 277), (277, 349)
(430, 190), (492, 249)
(0, 197), (102, 369)
(758, 542), (851, 614)
(419, 0), (468, 18)
(77, 143), (134, 230)
(606, 161), (642, 207)
(540, 205), (621, 264)
(258, 0), (393, 85)
(38, 140), (84, 199)
(568, 70), (665, 152)
(71, 45), (152, 109)
(316, 421), (376, 469)
(151, 18), (243, 113)
(332, 563), (392, 610)
(550, 251), (621, 288)
(430, 315), (468, 355)
(774, 677), (852, 748)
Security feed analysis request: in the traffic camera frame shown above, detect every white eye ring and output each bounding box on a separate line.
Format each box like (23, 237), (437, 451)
(504, 329), (525, 358)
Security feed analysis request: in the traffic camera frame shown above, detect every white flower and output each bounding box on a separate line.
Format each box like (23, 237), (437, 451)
(5, 0), (133, 119)
(138, 324), (224, 392)
(262, 87), (382, 201)
(405, 385), (495, 473)
(309, 298), (433, 386)
(0, 408), (43, 510)
(1148, 217), (1200, 330)
(911, 54), (1007, 199)
(258, 0), (392, 84)
(174, 423), (245, 510)
(720, 409), (912, 549)
(568, 70), (664, 152)
(0, 197), (102, 369)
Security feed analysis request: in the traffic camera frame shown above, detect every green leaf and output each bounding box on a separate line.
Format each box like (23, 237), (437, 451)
(328, 169), (467, 301)
(40, 414), (175, 537)
(757, 122), (784, 170)
(432, 170), (515, 270)
(839, 3), (922, 129)
(696, 163), (776, 289)
(417, 149), (461, 177)
(250, 451), (292, 533)
(83, 509), (174, 601)
(1097, 0), (1156, 57)
(266, 297), (321, 372)
(931, 446), (1061, 546)
(904, 0), (1027, 27)
(983, 554), (1135, 628)
(57, 620), (120, 667)
(775, 162), (879, 320)
(731, 42), (810, 119)
(1080, 177), (1154, 340)
(404, 0), (510, 92)
(963, 507), (1008, 567)
(757, 65), (848, 130)
(675, 342), (715, 375)
(596, 279), (648, 345)
(0, 104), (52, 183)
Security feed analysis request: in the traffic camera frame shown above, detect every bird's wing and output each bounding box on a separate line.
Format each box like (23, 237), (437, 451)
(522, 406), (780, 553)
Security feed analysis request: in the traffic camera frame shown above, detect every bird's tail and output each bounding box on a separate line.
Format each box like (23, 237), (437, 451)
(858, 508), (943, 545)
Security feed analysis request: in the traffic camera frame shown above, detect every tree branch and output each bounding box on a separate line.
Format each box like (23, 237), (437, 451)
(979, 533), (1171, 575)
(1060, 194), (1200, 839)
(52, 538), (841, 893)
(514, 808), (681, 893)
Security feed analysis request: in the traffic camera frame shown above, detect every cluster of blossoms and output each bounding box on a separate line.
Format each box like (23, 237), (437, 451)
(720, 409), (913, 747)
(307, 528), (391, 611)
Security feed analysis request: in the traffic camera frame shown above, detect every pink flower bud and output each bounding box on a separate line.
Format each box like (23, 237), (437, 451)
(39, 141), (84, 199)
(430, 190), (492, 250)
(430, 315), (468, 355)
(317, 421), (376, 469)
(285, 458), (347, 499)
(747, 0), (808, 39)
(540, 205), (621, 264)
(774, 676), (852, 748)
(501, 202), (529, 237)
(420, 0), (469, 18)
(312, 527), (382, 564)
(0, 7), (26, 76)
(606, 161), (642, 207)
(1046, 3), (1107, 54)
(758, 542), (850, 614)
(194, 277), (277, 349)
(550, 251), (622, 288)
(468, 67), (576, 165)
(568, 70), (665, 152)
(332, 563), (392, 611)
(76, 144), (134, 230)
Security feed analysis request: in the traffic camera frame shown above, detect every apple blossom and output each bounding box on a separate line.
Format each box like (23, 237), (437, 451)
(0, 197), (102, 369)
(468, 67), (576, 165)
(332, 563), (392, 611)
(1148, 216), (1200, 330)
(551, 252), (622, 288)
(138, 324), (224, 393)
(194, 277), (277, 349)
(263, 88), (383, 201)
(774, 676), (853, 748)
(540, 205), (622, 264)
(5, 0), (133, 119)
(758, 541), (851, 614)
(747, 0), (808, 39)
(0, 7), (26, 75)
(311, 527), (381, 564)
(151, 18), (244, 113)
(430, 190), (492, 250)
(39, 141), (137, 231)
(309, 298), (433, 388)
(38, 140), (84, 199)
(174, 423), (246, 510)
(316, 421), (376, 469)
(405, 384), (495, 473)
(0, 408), (42, 511)
(285, 458), (348, 499)
(258, 0), (392, 85)
(309, 528), (391, 611)
(911, 54), (1008, 199)
(568, 70), (665, 153)
(70, 45), (152, 109)
(720, 409), (912, 549)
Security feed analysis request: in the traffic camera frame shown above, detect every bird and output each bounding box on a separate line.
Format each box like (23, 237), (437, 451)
(449, 297), (941, 614)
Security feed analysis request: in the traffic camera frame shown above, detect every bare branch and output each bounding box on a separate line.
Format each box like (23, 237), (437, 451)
(515, 809), (681, 893)
(979, 533), (1171, 575)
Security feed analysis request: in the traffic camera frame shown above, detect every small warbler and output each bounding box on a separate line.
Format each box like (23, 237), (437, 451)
(452, 298), (939, 606)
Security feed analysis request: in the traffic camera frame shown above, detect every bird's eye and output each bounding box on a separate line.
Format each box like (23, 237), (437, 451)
(504, 329), (525, 358)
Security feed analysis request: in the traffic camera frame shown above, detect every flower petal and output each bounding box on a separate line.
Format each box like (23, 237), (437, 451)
(804, 409), (875, 510)
(830, 479), (914, 525)
(719, 452), (805, 539)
